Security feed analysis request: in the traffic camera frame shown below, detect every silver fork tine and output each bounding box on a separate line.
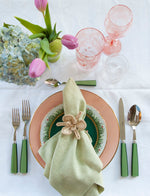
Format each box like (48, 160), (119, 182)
(27, 100), (29, 117)
(24, 100), (27, 117)
(27, 100), (31, 118)
(12, 108), (16, 123)
(16, 109), (20, 123)
(22, 100), (30, 119)
(26, 101), (29, 116)
(22, 100), (26, 117)
(22, 100), (25, 118)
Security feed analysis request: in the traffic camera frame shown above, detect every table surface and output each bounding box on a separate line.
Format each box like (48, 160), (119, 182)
(0, 0), (150, 196)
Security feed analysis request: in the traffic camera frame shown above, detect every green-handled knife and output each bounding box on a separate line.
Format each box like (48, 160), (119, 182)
(119, 98), (128, 177)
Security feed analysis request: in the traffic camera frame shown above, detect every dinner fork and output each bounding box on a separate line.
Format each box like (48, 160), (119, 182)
(11, 108), (20, 174)
(20, 100), (31, 173)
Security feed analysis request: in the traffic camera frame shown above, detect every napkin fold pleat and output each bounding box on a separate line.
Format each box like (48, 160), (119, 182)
(39, 78), (104, 196)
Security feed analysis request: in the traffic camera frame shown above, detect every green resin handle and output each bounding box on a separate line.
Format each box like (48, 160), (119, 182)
(121, 142), (128, 177)
(75, 80), (96, 86)
(20, 139), (28, 173)
(131, 143), (139, 177)
(11, 143), (18, 174)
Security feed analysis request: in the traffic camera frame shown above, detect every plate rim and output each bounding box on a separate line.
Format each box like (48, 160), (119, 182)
(29, 90), (120, 169)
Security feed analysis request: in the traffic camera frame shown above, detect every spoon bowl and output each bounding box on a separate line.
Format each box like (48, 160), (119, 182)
(45, 79), (63, 87)
(127, 105), (141, 127)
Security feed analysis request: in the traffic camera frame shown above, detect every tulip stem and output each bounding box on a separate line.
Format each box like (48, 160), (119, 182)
(41, 51), (46, 60)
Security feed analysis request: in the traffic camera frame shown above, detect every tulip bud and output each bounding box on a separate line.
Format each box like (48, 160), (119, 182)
(29, 58), (46, 78)
(61, 35), (78, 49)
(34, 0), (48, 13)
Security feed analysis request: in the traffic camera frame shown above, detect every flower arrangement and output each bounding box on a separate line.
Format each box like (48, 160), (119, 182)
(15, 0), (78, 78)
(0, 25), (40, 85)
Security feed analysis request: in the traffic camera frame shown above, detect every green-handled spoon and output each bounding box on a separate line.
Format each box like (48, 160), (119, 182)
(127, 105), (141, 177)
(45, 78), (96, 87)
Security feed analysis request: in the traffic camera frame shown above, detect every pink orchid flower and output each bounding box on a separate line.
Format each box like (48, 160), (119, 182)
(29, 58), (46, 78)
(34, 0), (48, 13)
(61, 35), (78, 49)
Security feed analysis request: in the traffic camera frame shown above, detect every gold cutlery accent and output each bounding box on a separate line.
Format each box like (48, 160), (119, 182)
(20, 100), (31, 173)
(11, 108), (20, 174)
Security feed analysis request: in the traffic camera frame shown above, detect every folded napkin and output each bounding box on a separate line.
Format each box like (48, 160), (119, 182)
(39, 78), (104, 196)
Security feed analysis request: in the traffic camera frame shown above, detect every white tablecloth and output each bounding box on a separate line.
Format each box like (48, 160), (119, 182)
(0, 0), (150, 195)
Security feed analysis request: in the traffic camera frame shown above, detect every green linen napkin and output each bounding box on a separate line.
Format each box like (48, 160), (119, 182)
(39, 78), (104, 196)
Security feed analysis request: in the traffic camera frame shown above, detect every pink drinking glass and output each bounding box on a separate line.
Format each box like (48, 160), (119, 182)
(76, 28), (105, 70)
(103, 4), (133, 55)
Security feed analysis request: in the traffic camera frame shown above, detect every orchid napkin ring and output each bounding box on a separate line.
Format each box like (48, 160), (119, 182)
(56, 111), (87, 140)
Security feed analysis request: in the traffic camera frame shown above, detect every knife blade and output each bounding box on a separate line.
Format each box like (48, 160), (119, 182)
(119, 98), (128, 177)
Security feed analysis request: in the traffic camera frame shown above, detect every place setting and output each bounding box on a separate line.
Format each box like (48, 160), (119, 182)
(0, 0), (147, 195)
(29, 80), (119, 170)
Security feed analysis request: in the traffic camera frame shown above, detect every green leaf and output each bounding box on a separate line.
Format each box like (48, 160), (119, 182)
(49, 30), (55, 42)
(43, 54), (50, 69)
(48, 24), (57, 42)
(48, 23), (61, 42)
(40, 38), (56, 56)
(52, 31), (62, 41)
(44, 4), (52, 34)
(56, 31), (62, 37)
(39, 48), (45, 60)
(15, 17), (45, 34)
(53, 23), (56, 34)
(3, 23), (13, 28)
(29, 33), (46, 39)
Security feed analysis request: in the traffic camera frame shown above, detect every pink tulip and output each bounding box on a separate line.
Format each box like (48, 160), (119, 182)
(61, 35), (78, 49)
(34, 0), (48, 13)
(29, 58), (46, 78)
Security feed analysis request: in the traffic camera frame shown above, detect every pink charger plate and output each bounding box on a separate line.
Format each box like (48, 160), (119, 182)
(29, 90), (120, 169)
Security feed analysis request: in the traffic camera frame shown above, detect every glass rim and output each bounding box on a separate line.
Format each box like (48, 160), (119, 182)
(106, 53), (129, 65)
(107, 4), (133, 28)
(75, 27), (105, 58)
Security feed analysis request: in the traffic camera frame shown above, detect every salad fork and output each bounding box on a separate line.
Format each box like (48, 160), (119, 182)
(20, 100), (31, 173)
(11, 108), (20, 174)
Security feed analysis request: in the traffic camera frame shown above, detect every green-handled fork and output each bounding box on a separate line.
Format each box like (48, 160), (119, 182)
(20, 100), (31, 174)
(11, 108), (20, 174)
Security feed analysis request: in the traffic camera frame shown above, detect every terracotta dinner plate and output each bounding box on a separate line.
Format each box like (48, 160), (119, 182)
(29, 90), (120, 169)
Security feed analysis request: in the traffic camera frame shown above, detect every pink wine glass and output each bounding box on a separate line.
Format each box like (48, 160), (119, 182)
(76, 28), (105, 70)
(103, 4), (133, 55)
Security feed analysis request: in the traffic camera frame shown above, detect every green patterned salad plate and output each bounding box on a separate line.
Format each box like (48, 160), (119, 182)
(40, 104), (107, 156)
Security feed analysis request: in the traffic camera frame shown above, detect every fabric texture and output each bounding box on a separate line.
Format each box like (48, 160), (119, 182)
(38, 78), (104, 196)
